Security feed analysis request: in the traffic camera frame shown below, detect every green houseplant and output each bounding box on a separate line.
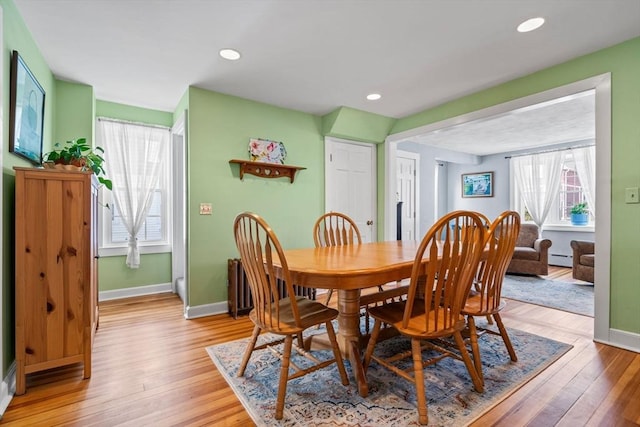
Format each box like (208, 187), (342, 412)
(570, 202), (589, 225)
(43, 138), (113, 190)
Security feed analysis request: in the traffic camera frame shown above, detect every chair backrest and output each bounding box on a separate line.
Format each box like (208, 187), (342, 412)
(313, 212), (362, 248)
(233, 212), (301, 330)
(473, 211), (521, 314)
(515, 223), (539, 248)
(403, 210), (486, 333)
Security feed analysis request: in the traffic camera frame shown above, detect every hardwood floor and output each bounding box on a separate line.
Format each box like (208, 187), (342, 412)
(2, 268), (638, 426)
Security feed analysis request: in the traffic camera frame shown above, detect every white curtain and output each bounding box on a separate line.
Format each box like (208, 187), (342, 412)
(98, 119), (169, 268)
(571, 145), (596, 218)
(511, 150), (565, 235)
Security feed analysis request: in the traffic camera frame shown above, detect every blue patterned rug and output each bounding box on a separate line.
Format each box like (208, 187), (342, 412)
(207, 320), (572, 426)
(502, 274), (594, 317)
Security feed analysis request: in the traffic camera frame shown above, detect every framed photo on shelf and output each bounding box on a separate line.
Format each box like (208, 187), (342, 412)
(9, 50), (45, 165)
(462, 171), (493, 198)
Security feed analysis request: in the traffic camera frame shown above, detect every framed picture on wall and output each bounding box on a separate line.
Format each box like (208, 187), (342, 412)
(462, 171), (493, 198)
(9, 50), (45, 165)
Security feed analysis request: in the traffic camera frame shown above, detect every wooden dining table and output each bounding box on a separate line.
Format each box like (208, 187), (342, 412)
(275, 240), (422, 397)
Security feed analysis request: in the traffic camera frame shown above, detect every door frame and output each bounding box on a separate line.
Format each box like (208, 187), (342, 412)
(324, 137), (377, 241)
(384, 73), (612, 347)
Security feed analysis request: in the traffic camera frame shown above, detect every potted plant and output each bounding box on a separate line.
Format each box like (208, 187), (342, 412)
(570, 202), (589, 226)
(43, 138), (113, 190)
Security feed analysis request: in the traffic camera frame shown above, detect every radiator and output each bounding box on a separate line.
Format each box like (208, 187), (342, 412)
(227, 258), (316, 319)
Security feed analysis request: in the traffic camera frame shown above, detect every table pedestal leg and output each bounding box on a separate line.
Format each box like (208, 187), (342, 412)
(338, 289), (368, 397)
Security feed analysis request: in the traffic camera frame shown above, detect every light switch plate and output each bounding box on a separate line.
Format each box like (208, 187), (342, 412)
(625, 187), (639, 204)
(199, 203), (212, 215)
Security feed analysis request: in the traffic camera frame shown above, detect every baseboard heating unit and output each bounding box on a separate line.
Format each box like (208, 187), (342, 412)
(227, 258), (316, 319)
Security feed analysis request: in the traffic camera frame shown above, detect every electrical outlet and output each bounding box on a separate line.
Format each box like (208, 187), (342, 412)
(625, 187), (639, 204)
(199, 203), (212, 215)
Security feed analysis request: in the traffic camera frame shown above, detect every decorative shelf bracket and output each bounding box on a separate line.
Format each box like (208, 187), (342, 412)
(229, 159), (306, 183)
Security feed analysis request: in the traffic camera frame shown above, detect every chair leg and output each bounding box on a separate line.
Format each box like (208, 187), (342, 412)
(275, 335), (294, 420)
(237, 325), (260, 377)
(494, 313), (517, 362)
(411, 338), (429, 425)
(324, 288), (334, 306)
(453, 331), (484, 393)
(363, 319), (383, 372)
(326, 321), (349, 385)
(467, 315), (484, 385)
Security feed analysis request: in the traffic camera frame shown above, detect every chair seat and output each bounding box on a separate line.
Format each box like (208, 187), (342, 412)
(512, 247), (540, 261)
(367, 300), (465, 338)
(461, 293), (506, 316)
(249, 296), (339, 334)
(580, 254), (595, 267)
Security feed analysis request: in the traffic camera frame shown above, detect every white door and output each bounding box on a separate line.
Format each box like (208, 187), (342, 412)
(396, 151), (419, 240)
(325, 138), (376, 242)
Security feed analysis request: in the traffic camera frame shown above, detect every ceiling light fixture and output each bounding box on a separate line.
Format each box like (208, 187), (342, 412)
(367, 93), (382, 101)
(219, 48), (241, 60)
(517, 17), (545, 33)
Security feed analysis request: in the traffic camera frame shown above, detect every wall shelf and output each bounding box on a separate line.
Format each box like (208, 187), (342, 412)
(229, 159), (306, 183)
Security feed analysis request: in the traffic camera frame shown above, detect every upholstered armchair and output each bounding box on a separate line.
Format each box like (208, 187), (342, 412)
(506, 224), (552, 275)
(570, 240), (595, 283)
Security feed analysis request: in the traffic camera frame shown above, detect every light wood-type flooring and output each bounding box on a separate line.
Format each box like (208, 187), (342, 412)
(2, 267), (639, 426)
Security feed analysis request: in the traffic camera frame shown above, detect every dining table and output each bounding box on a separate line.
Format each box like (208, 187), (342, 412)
(275, 240), (422, 397)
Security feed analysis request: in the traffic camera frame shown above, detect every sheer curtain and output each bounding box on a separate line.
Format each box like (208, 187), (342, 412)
(98, 119), (170, 268)
(571, 145), (596, 218)
(511, 150), (565, 235)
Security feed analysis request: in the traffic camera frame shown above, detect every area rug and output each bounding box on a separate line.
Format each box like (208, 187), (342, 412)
(501, 274), (594, 317)
(207, 320), (572, 426)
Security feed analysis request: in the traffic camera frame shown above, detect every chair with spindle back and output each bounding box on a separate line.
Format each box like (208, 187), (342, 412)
(363, 210), (486, 425)
(234, 212), (349, 420)
(463, 210), (521, 385)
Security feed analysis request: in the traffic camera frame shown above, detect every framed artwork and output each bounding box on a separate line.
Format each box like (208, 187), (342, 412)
(9, 50), (45, 165)
(462, 171), (493, 198)
(248, 138), (287, 164)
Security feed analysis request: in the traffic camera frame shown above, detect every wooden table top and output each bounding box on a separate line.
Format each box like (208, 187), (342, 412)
(281, 240), (421, 290)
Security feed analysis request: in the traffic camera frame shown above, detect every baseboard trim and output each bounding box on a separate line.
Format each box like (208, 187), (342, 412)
(98, 283), (172, 302)
(594, 328), (640, 354)
(184, 301), (228, 319)
(0, 362), (16, 417)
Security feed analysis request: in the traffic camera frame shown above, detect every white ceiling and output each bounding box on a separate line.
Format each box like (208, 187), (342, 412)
(13, 0), (640, 153)
(403, 89), (595, 156)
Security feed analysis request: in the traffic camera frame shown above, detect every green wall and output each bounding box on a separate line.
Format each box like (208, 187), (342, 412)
(392, 37), (640, 334)
(185, 87), (325, 306)
(1, 0), (56, 377)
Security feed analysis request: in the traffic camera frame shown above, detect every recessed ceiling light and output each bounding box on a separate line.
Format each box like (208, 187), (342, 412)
(367, 93), (382, 101)
(219, 48), (241, 60)
(517, 17), (545, 33)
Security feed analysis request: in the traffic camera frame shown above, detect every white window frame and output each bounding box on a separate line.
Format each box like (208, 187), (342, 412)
(511, 149), (594, 232)
(98, 123), (172, 257)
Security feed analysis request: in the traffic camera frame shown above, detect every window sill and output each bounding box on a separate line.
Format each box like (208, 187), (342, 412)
(99, 244), (171, 257)
(542, 224), (595, 233)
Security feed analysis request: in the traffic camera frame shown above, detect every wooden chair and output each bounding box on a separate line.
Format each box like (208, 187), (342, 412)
(463, 211), (521, 385)
(233, 212), (349, 420)
(313, 212), (363, 306)
(363, 210), (486, 425)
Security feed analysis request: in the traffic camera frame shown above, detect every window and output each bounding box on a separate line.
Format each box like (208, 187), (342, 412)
(97, 119), (171, 258)
(512, 149), (593, 226)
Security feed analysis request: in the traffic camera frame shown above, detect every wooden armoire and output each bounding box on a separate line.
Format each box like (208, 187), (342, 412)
(14, 167), (99, 395)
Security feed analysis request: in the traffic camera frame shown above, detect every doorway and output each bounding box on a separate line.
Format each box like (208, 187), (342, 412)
(396, 150), (419, 240)
(171, 111), (188, 312)
(384, 74), (611, 344)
